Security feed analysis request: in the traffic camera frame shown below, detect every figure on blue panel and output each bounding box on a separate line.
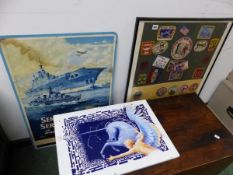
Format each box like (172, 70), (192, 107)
(100, 106), (161, 160)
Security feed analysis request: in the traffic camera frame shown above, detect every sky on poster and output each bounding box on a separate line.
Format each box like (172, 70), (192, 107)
(65, 36), (114, 45)
(1, 35), (115, 97)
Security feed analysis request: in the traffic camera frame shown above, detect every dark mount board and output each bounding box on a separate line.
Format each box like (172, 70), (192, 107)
(125, 18), (233, 102)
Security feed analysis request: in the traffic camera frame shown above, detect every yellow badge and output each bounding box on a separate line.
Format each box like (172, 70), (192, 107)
(208, 38), (220, 52)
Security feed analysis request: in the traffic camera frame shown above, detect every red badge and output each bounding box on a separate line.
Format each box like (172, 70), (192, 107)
(140, 62), (149, 70)
(141, 41), (154, 56)
(192, 68), (205, 79)
(203, 57), (211, 65)
(147, 68), (160, 84)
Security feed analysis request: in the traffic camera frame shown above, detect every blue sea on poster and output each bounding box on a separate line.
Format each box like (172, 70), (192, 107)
(25, 86), (110, 140)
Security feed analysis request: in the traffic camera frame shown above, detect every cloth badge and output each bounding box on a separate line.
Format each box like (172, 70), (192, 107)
(168, 71), (183, 81)
(152, 55), (170, 69)
(152, 41), (168, 54)
(156, 87), (168, 97)
(140, 61), (149, 70)
(197, 25), (215, 39)
(180, 85), (189, 93)
(171, 37), (193, 60)
(147, 68), (161, 84)
(167, 60), (189, 72)
(194, 40), (208, 52)
(189, 83), (199, 92)
(157, 26), (176, 40)
(192, 67), (205, 79)
(208, 38), (220, 52)
(152, 24), (159, 30)
(137, 73), (147, 85)
(133, 91), (142, 100)
(202, 56), (211, 65)
(168, 86), (177, 95)
(140, 41), (154, 56)
(179, 26), (190, 36)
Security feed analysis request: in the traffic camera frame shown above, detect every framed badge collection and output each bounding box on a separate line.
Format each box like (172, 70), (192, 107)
(125, 18), (233, 102)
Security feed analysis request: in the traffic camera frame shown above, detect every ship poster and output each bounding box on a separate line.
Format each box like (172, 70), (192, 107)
(0, 32), (117, 148)
(54, 100), (179, 175)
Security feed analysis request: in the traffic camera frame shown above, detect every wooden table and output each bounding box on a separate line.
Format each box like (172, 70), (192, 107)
(129, 94), (233, 175)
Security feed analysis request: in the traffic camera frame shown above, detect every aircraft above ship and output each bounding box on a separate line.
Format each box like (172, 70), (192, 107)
(76, 50), (87, 56)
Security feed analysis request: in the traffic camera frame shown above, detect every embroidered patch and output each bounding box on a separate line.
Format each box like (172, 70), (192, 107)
(157, 26), (176, 40)
(140, 61), (149, 70)
(152, 41), (168, 54)
(147, 68), (161, 84)
(189, 83), (199, 92)
(133, 91), (142, 100)
(152, 55), (170, 69)
(168, 71), (183, 81)
(141, 41), (154, 56)
(156, 87), (168, 97)
(180, 85), (189, 93)
(194, 40), (208, 52)
(208, 38), (220, 52)
(168, 86), (177, 95)
(166, 60), (176, 72)
(202, 56), (211, 65)
(166, 60), (189, 72)
(197, 25), (215, 39)
(152, 24), (159, 30)
(192, 67), (205, 79)
(137, 73), (147, 85)
(179, 26), (190, 36)
(171, 37), (193, 60)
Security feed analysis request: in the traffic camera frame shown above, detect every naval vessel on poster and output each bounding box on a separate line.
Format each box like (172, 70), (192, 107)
(24, 63), (109, 142)
(26, 64), (105, 97)
(0, 32), (117, 147)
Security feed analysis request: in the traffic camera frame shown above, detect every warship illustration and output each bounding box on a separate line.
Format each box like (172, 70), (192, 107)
(26, 64), (105, 106)
(26, 64), (105, 95)
(29, 87), (81, 106)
